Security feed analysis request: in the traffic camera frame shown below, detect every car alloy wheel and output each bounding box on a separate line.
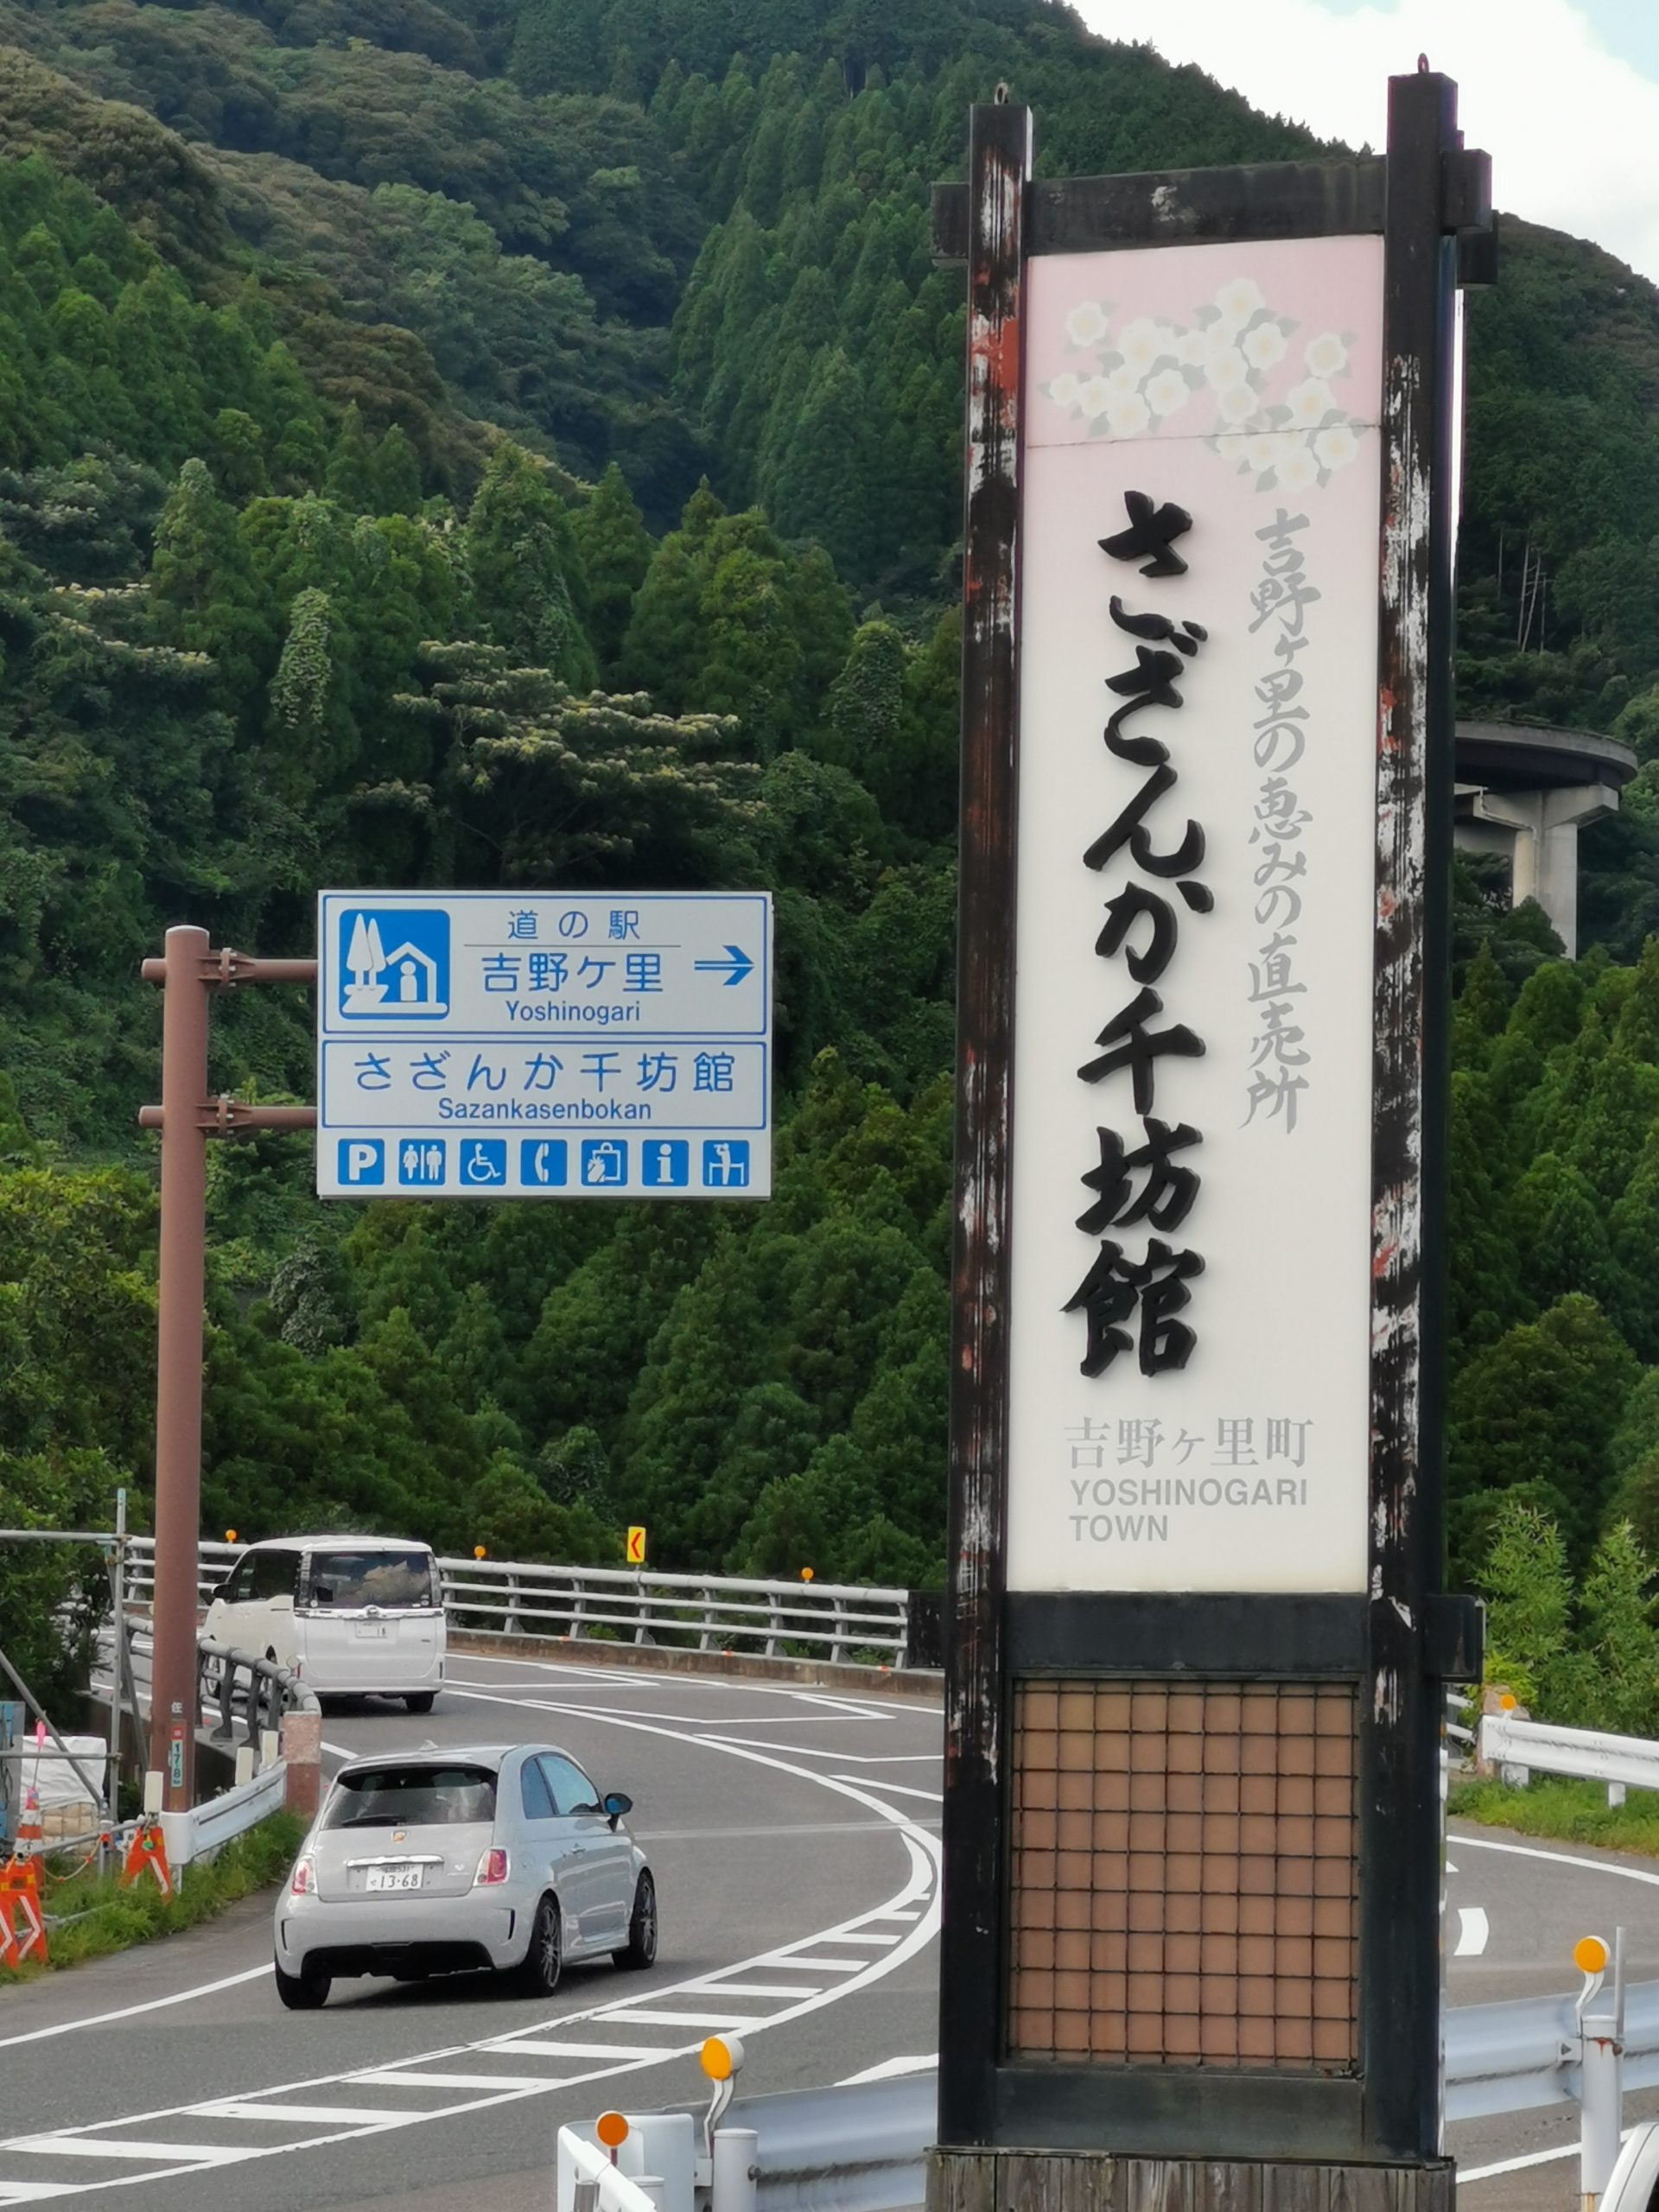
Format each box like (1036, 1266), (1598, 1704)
(518, 1893), (563, 1996)
(615, 1871), (657, 1971)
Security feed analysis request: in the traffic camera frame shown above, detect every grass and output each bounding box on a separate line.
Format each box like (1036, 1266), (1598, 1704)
(1450, 1773), (1659, 1859)
(0, 1808), (306, 1984)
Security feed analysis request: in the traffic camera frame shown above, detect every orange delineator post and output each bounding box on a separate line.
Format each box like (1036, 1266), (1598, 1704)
(0, 1847), (47, 1967)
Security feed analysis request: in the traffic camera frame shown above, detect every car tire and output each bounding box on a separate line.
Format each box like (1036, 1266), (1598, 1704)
(404, 1692), (435, 1713)
(275, 1962), (330, 2011)
(516, 1893), (563, 1997)
(614, 1871), (658, 1971)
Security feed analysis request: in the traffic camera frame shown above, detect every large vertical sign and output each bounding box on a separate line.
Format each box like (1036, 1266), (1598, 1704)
(1009, 237), (1383, 1595)
(933, 79), (1491, 2192)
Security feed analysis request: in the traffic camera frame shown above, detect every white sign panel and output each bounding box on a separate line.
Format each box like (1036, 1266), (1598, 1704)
(317, 891), (772, 1199)
(1007, 235), (1385, 1593)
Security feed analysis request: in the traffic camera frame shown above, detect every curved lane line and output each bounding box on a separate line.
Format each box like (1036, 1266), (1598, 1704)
(1453, 1831), (1659, 1890)
(1452, 1905), (1490, 1958)
(0, 1692), (940, 2198)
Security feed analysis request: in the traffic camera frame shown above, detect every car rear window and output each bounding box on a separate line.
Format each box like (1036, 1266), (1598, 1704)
(305, 1549), (435, 1609)
(324, 1764), (497, 1830)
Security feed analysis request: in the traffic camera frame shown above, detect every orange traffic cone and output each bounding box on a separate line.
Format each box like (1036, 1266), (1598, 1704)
(119, 1820), (173, 1897)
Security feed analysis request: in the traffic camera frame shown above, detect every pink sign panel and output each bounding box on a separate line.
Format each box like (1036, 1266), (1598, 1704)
(1007, 233), (1386, 1595)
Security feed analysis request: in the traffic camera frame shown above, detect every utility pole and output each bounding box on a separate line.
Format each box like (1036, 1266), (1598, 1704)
(140, 929), (316, 1814)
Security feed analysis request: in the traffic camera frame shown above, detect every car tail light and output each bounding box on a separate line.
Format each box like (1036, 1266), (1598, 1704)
(289, 1856), (315, 1896)
(474, 1847), (510, 1887)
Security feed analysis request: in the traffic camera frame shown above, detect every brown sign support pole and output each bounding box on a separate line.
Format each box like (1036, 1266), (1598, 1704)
(141, 930), (317, 1813)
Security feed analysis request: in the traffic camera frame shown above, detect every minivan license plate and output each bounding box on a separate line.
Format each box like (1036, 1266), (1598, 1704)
(354, 1622), (388, 1638)
(365, 1866), (423, 1892)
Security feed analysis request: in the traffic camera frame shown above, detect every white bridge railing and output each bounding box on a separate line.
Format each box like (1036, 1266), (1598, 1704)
(1479, 1709), (1659, 1799)
(77, 1536), (916, 1669)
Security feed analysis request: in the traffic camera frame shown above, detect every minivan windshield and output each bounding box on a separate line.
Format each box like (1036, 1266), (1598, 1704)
(324, 1764), (496, 1830)
(305, 1548), (434, 1609)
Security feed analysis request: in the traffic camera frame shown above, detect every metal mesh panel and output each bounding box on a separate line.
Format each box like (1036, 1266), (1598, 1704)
(1008, 1679), (1358, 2069)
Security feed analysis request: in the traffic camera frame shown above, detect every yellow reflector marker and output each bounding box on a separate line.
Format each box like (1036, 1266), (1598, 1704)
(1498, 1691), (1516, 1711)
(225, 1529), (237, 1543)
(596, 2111), (629, 2150)
(1574, 1936), (1609, 1974)
(702, 2035), (741, 2082)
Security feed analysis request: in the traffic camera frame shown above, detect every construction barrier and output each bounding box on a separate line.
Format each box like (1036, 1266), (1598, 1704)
(0, 1853), (45, 1967)
(118, 1819), (173, 1897)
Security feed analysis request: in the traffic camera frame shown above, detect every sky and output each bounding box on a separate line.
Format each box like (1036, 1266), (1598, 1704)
(1075, 0), (1659, 287)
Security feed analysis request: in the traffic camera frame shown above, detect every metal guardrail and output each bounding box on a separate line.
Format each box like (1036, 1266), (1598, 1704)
(51, 1535), (915, 1668)
(1480, 1710), (1659, 1796)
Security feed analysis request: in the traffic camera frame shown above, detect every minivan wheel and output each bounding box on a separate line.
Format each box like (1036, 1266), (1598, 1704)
(275, 1961), (330, 2011)
(404, 1692), (435, 1714)
(614, 1871), (658, 1971)
(516, 1894), (563, 1997)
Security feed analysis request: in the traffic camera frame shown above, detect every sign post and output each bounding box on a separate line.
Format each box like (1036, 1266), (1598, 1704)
(932, 73), (1491, 2202)
(316, 893), (772, 1202)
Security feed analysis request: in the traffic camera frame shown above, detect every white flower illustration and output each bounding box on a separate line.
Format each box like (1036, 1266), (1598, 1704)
(1048, 371), (1082, 408)
(1077, 374), (1115, 420)
(1279, 446), (1319, 492)
(1244, 430), (1300, 476)
(1313, 423), (1360, 473)
(1103, 363), (1141, 400)
(1285, 376), (1335, 427)
(1215, 276), (1267, 327)
(1205, 346), (1248, 394)
(1144, 367), (1192, 418)
(1242, 321), (1288, 372)
(1118, 316), (1177, 372)
(1304, 331), (1349, 378)
(1107, 392), (1152, 438)
(1066, 301), (1110, 348)
(1175, 327), (1211, 368)
(1219, 384), (1258, 425)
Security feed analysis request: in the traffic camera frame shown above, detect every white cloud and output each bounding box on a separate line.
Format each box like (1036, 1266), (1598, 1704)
(1078, 0), (1659, 286)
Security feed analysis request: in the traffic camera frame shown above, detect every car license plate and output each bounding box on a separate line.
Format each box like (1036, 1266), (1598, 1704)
(353, 1622), (388, 1639)
(365, 1865), (423, 1892)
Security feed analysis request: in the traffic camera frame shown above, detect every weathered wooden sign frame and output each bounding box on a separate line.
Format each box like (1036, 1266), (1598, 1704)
(932, 71), (1491, 2183)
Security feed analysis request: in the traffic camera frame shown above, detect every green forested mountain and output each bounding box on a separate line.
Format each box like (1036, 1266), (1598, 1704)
(7, 0), (1659, 1688)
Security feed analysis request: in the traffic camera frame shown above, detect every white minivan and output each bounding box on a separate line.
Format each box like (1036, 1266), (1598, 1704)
(202, 1535), (446, 1710)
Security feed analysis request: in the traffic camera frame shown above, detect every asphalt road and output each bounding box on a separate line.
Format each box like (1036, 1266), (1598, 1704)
(0, 1653), (944, 2209)
(5, 1653), (1659, 2209)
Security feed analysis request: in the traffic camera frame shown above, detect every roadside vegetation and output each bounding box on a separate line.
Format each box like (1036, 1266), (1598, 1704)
(0, 1811), (305, 1987)
(1450, 1777), (1659, 1860)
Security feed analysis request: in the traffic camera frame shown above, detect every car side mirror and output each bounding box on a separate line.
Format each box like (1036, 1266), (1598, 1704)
(603, 1790), (632, 1830)
(210, 1580), (230, 1601)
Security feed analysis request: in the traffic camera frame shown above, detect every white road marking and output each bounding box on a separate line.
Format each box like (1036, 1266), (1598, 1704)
(15, 2143), (247, 2166)
(0, 2186), (76, 2202)
(593, 2009), (762, 2029)
(826, 1933), (900, 1947)
(448, 1650), (944, 1717)
(489, 2040), (672, 2060)
(680, 1981), (821, 1999)
(1446, 1860), (1459, 1874)
(838, 2053), (938, 2086)
(352, 2071), (556, 2092)
(0, 1693), (940, 2198)
(757, 1954), (870, 1970)
(1453, 1831), (1659, 1890)
(834, 1776), (943, 1802)
(1452, 1906), (1490, 1958)
(193, 2105), (409, 2127)
(1459, 2140), (1584, 2181)
(0, 1967), (271, 2051)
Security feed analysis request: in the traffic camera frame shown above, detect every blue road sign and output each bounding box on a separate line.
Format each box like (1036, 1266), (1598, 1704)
(581, 1139), (628, 1187)
(702, 1139), (750, 1189)
(318, 892), (772, 1200)
(397, 1138), (446, 1187)
(641, 1139), (690, 1188)
(338, 1138), (385, 1187)
(337, 907), (449, 1020)
(519, 1138), (569, 1187)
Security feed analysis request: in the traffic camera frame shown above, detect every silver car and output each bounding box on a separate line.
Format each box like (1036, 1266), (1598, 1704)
(273, 1742), (657, 2010)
